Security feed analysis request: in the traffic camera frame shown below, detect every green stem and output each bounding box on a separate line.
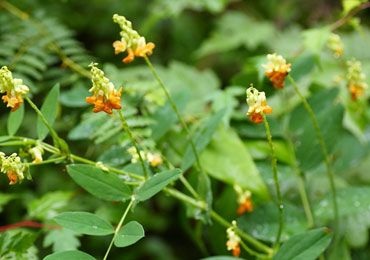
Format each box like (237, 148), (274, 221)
(239, 240), (270, 259)
(144, 56), (203, 173)
(0, 140), (36, 146)
(26, 156), (66, 166)
(103, 198), (134, 260)
(286, 133), (315, 228)
(117, 110), (148, 179)
(179, 175), (200, 199)
(262, 113), (283, 250)
(287, 75), (339, 235)
(70, 154), (144, 181)
(24, 96), (60, 148)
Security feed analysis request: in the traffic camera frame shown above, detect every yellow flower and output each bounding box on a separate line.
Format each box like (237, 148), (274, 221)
(226, 221), (241, 258)
(327, 33), (343, 58)
(148, 153), (163, 167)
(262, 53), (291, 89)
(0, 66), (29, 111)
(29, 145), (44, 163)
(234, 185), (253, 215)
(0, 153), (25, 185)
(346, 59), (368, 101)
(246, 86), (272, 124)
(113, 14), (155, 63)
(86, 63), (122, 114)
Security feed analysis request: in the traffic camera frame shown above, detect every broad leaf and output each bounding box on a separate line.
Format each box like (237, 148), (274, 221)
(114, 221), (145, 247)
(66, 164), (132, 201)
(181, 109), (225, 171)
(44, 250), (96, 260)
(43, 228), (81, 252)
(199, 126), (268, 199)
(7, 103), (24, 136)
(272, 228), (333, 260)
(54, 212), (114, 236)
(135, 169), (182, 201)
(37, 84), (60, 140)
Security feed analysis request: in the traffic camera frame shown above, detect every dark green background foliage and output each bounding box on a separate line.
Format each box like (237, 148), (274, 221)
(1, 0), (370, 259)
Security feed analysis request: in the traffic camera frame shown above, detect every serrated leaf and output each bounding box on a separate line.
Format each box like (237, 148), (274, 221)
(7, 103), (24, 136)
(28, 191), (73, 220)
(43, 250), (96, 260)
(54, 212), (114, 236)
(114, 221), (144, 247)
(66, 164), (132, 201)
(272, 228), (333, 260)
(37, 84), (60, 140)
(135, 169), (182, 201)
(199, 126), (268, 199)
(181, 109), (225, 171)
(43, 228), (81, 252)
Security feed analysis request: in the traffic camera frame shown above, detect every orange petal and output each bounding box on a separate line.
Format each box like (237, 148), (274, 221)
(123, 49), (135, 63)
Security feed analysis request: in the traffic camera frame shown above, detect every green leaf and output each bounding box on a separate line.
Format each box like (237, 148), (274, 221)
(43, 250), (96, 260)
(342, 0), (366, 15)
(199, 126), (268, 199)
(28, 191), (73, 220)
(0, 193), (16, 213)
(302, 27), (330, 55)
(60, 87), (90, 107)
(314, 186), (370, 221)
(181, 109), (225, 171)
(43, 228), (81, 252)
(151, 90), (189, 140)
(238, 202), (307, 242)
(54, 212), (114, 236)
(135, 169), (182, 201)
(272, 228), (333, 260)
(114, 221), (145, 247)
(66, 164), (132, 202)
(37, 84), (60, 140)
(7, 103), (24, 136)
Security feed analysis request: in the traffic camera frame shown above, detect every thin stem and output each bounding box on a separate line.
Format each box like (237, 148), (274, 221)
(24, 96), (60, 148)
(286, 133), (315, 228)
(330, 2), (370, 31)
(26, 156), (66, 166)
(287, 75), (338, 235)
(262, 113), (283, 250)
(0, 140), (36, 146)
(239, 240), (270, 259)
(70, 154), (144, 181)
(103, 198), (134, 260)
(144, 56), (203, 173)
(117, 110), (148, 179)
(179, 175), (200, 199)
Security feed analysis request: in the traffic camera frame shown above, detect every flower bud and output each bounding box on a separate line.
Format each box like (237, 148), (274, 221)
(262, 53), (291, 89)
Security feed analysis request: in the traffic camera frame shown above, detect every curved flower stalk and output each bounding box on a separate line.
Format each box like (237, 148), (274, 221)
(327, 33), (343, 58)
(0, 66), (29, 111)
(346, 58), (368, 101)
(113, 14), (155, 63)
(246, 86), (273, 124)
(263, 53), (291, 89)
(86, 63), (122, 114)
(0, 152), (25, 185)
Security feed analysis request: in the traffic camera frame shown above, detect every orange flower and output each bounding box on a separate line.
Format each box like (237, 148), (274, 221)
(7, 171), (18, 185)
(246, 86), (272, 124)
(113, 14), (155, 63)
(346, 59), (368, 101)
(86, 63), (122, 114)
(226, 221), (241, 258)
(263, 53), (291, 89)
(0, 153), (25, 185)
(0, 66), (29, 112)
(234, 185), (253, 215)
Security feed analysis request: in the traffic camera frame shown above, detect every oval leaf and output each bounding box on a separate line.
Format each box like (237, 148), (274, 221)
(37, 83), (60, 140)
(67, 164), (132, 201)
(54, 212), (114, 236)
(7, 103), (24, 136)
(44, 250), (96, 260)
(272, 228), (333, 260)
(136, 169), (182, 201)
(114, 221), (144, 247)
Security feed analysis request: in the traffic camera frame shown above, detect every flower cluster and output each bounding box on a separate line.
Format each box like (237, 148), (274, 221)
(86, 63), (122, 114)
(127, 147), (163, 167)
(246, 86), (272, 124)
(346, 59), (368, 101)
(226, 221), (241, 258)
(113, 14), (155, 63)
(263, 53), (291, 89)
(234, 185), (253, 215)
(29, 145), (44, 163)
(0, 66), (29, 111)
(0, 153), (25, 185)
(327, 33), (343, 58)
